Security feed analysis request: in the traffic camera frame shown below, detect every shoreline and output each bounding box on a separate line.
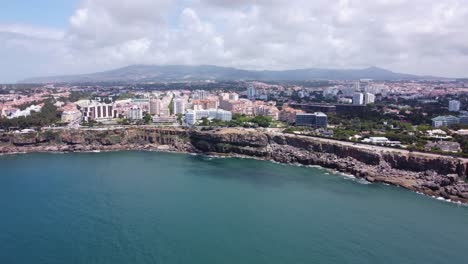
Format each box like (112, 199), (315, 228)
(2, 146), (466, 206)
(1, 127), (468, 204)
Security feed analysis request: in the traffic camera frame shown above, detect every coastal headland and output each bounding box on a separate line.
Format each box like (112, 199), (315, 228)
(1, 126), (468, 203)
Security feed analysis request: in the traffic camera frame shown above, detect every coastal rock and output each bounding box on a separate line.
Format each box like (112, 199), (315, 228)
(1, 127), (468, 203)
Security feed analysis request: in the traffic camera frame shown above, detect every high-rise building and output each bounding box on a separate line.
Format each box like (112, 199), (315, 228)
(449, 100), (461, 112)
(354, 81), (361, 91)
(128, 106), (143, 120)
(173, 98), (186, 115)
(364, 93), (375, 105)
(247, 86), (257, 99)
(353, 93), (364, 105)
(192, 90), (209, 100)
(149, 99), (161, 115)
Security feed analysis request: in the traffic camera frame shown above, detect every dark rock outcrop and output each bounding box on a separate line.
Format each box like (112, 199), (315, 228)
(1, 127), (468, 203)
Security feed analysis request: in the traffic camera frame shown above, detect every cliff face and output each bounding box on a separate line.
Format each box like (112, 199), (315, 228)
(1, 127), (468, 203)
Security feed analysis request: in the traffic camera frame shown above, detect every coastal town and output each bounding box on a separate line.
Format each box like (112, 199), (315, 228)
(1, 79), (468, 157)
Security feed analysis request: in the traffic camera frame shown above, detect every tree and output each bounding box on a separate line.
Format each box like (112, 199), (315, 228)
(143, 113), (152, 124)
(176, 113), (183, 125)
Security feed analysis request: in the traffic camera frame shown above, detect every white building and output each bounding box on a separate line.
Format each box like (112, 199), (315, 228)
(185, 109), (232, 125)
(80, 101), (116, 122)
(7, 105), (42, 119)
(192, 90), (209, 100)
(128, 106), (143, 120)
(173, 98), (186, 115)
(364, 93), (375, 105)
(353, 81), (361, 91)
(449, 100), (461, 112)
(353, 93), (364, 105)
(229, 93), (239, 101)
(247, 86), (257, 99)
(149, 98), (161, 115)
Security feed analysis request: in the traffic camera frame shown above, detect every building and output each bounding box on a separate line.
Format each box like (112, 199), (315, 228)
(128, 106), (143, 120)
(247, 86), (256, 99)
(229, 93), (239, 101)
(173, 98), (186, 115)
(365, 137), (389, 144)
(153, 116), (177, 124)
(81, 101), (116, 122)
(185, 109), (232, 125)
(254, 105), (279, 120)
(279, 106), (304, 124)
(192, 90), (209, 100)
(191, 99), (219, 110)
(336, 104), (366, 114)
(431, 115), (460, 128)
(289, 103), (336, 113)
(149, 99), (161, 115)
(353, 93), (364, 105)
(295, 112), (328, 128)
(364, 93), (375, 105)
(353, 81), (361, 91)
(449, 100), (461, 112)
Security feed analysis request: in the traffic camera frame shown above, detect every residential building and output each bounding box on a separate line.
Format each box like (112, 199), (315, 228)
(431, 115), (460, 127)
(185, 109), (232, 125)
(229, 93), (239, 101)
(247, 86), (257, 99)
(279, 106), (304, 124)
(364, 93), (375, 105)
(192, 90), (209, 100)
(353, 93), (364, 105)
(80, 101), (116, 122)
(153, 116), (177, 124)
(128, 106), (143, 120)
(149, 99), (161, 115)
(449, 100), (461, 112)
(173, 98), (186, 115)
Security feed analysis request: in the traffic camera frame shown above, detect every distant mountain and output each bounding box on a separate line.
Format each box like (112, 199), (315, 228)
(20, 65), (443, 83)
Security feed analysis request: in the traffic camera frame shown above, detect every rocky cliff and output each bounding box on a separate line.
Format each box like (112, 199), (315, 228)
(1, 127), (467, 203)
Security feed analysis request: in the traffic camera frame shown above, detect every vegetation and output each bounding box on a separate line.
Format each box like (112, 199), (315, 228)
(143, 113), (152, 124)
(69, 91), (93, 102)
(0, 98), (61, 130)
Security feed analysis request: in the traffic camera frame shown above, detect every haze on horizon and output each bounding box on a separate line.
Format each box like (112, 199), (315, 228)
(1, 0), (468, 83)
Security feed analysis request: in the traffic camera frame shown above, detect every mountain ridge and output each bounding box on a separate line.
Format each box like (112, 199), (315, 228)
(20, 65), (445, 83)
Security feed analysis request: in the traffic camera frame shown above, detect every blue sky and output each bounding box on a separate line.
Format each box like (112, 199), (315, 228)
(0, 0), (76, 28)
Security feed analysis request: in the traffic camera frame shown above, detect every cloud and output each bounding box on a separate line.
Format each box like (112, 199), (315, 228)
(1, 0), (468, 82)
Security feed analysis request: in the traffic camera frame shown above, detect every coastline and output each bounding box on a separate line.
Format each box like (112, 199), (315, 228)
(1, 127), (468, 204)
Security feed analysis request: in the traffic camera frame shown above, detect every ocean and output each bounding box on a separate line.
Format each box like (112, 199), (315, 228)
(0, 151), (467, 264)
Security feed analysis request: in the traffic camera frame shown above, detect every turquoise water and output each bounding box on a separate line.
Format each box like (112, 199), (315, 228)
(0, 152), (467, 264)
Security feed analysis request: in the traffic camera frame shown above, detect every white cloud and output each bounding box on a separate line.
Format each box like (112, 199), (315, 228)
(1, 0), (468, 82)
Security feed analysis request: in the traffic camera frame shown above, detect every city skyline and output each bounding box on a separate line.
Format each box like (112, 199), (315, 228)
(1, 0), (468, 83)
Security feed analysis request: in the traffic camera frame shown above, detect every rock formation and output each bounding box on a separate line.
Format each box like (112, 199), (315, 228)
(1, 127), (467, 203)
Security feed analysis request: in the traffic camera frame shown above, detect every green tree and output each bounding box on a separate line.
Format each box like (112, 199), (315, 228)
(143, 113), (152, 124)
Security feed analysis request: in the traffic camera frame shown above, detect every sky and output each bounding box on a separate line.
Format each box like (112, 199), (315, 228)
(1, 0), (468, 83)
